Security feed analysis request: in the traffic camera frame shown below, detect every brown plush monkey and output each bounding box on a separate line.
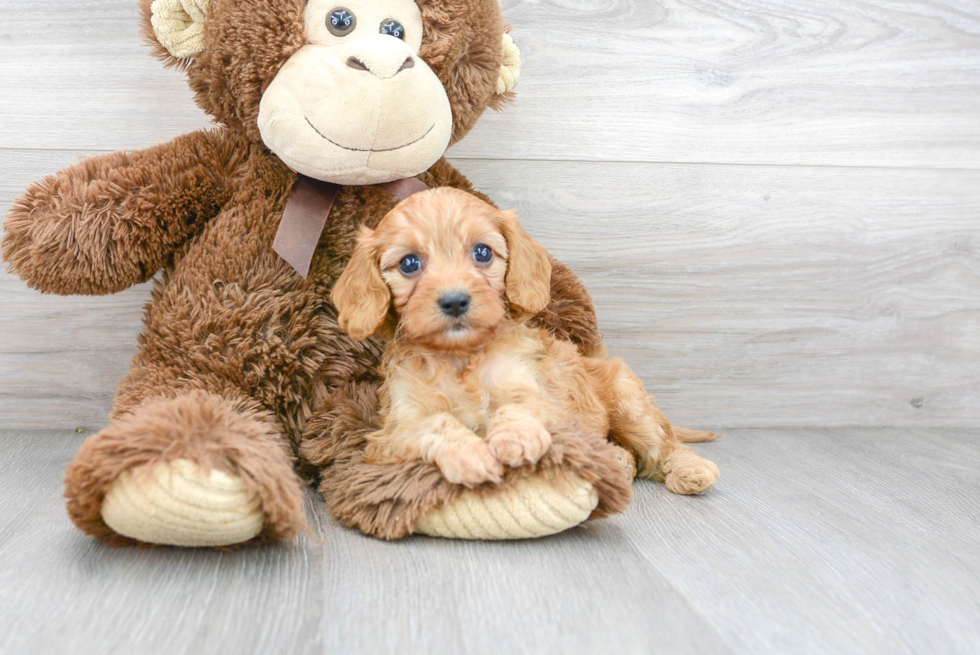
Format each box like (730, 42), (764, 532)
(1, 0), (656, 547)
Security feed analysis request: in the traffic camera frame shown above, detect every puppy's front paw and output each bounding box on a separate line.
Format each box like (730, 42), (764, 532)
(435, 441), (504, 488)
(487, 409), (552, 467)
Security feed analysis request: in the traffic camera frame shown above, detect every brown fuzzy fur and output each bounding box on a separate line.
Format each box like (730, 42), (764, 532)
(2, 130), (247, 296)
(2, 0), (621, 545)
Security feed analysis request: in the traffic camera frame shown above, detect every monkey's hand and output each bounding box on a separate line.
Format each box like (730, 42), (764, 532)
(2, 129), (244, 295)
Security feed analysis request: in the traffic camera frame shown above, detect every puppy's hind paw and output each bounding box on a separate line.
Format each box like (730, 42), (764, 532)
(436, 442), (504, 488)
(665, 459), (720, 495)
(487, 408), (553, 467)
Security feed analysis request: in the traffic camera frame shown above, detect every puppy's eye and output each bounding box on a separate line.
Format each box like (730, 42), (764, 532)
(327, 8), (356, 36)
(472, 244), (493, 264)
(380, 19), (405, 39)
(399, 254), (422, 275)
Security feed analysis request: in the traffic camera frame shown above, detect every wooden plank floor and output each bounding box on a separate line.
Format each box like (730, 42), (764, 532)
(2, 428), (978, 654)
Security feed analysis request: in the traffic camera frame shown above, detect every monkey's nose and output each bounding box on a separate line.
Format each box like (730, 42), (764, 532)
(346, 55), (415, 78)
(438, 291), (471, 318)
(346, 56), (369, 72)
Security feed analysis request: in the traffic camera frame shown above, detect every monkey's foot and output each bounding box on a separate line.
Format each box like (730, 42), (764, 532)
(65, 392), (306, 547)
(413, 473), (599, 540)
(101, 459), (265, 547)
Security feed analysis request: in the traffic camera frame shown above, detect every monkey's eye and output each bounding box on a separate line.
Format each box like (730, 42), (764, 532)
(327, 8), (356, 36)
(399, 254), (422, 275)
(472, 244), (493, 264)
(380, 19), (405, 40)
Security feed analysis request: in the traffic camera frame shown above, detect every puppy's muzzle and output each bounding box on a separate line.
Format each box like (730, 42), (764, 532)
(438, 290), (471, 318)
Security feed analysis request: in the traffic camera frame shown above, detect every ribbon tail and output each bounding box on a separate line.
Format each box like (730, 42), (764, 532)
(273, 175), (430, 278)
(273, 177), (340, 278)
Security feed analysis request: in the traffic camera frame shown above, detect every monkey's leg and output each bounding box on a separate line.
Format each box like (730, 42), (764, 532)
(303, 382), (611, 541)
(65, 367), (306, 548)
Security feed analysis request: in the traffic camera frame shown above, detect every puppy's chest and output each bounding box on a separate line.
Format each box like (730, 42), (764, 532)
(438, 354), (540, 431)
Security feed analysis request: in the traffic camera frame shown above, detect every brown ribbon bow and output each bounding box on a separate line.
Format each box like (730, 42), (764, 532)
(273, 175), (430, 277)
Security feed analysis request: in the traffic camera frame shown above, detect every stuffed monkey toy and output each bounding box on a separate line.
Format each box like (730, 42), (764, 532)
(2, 0), (648, 547)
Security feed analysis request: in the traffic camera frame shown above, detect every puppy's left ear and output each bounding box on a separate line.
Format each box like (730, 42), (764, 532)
(332, 229), (390, 340)
(497, 210), (553, 315)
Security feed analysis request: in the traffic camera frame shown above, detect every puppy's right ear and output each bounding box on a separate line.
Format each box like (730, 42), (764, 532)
(332, 229), (390, 340)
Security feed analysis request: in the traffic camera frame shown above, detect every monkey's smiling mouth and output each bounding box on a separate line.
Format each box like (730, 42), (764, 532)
(305, 117), (435, 153)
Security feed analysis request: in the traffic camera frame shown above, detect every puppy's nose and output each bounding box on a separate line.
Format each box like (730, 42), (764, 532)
(438, 291), (470, 318)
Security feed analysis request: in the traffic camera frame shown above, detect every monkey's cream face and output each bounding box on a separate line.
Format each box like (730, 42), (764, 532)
(257, 0), (453, 185)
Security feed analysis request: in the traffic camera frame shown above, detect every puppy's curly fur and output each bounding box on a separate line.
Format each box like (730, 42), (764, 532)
(333, 188), (720, 493)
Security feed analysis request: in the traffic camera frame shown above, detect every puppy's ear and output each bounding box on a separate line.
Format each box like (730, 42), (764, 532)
(498, 210), (553, 315)
(332, 229), (390, 340)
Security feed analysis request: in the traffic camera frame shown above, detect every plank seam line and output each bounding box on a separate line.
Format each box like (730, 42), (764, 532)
(448, 155), (980, 173)
(2, 147), (980, 173)
(622, 534), (739, 655)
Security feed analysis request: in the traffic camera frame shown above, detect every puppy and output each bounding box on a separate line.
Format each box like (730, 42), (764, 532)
(332, 188), (719, 493)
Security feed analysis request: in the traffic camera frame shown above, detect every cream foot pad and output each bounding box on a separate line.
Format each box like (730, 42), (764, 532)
(413, 474), (599, 540)
(101, 459), (265, 547)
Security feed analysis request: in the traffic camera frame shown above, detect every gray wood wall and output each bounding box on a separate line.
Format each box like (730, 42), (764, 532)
(1, 0), (978, 430)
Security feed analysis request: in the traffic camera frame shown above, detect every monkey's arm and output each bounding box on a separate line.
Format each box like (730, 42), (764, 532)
(530, 260), (603, 356)
(2, 129), (246, 295)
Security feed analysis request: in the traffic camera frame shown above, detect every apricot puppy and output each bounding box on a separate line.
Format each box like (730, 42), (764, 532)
(332, 188), (719, 492)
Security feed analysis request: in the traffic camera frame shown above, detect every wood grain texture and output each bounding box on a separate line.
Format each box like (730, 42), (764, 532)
(455, 158), (980, 429)
(0, 0), (978, 167)
(1, 1), (978, 427)
(3, 150), (978, 429)
(1, 428), (978, 654)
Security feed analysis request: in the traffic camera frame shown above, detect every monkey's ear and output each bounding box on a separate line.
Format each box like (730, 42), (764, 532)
(498, 210), (552, 315)
(332, 230), (391, 341)
(149, 0), (210, 59)
(495, 34), (522, 95)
